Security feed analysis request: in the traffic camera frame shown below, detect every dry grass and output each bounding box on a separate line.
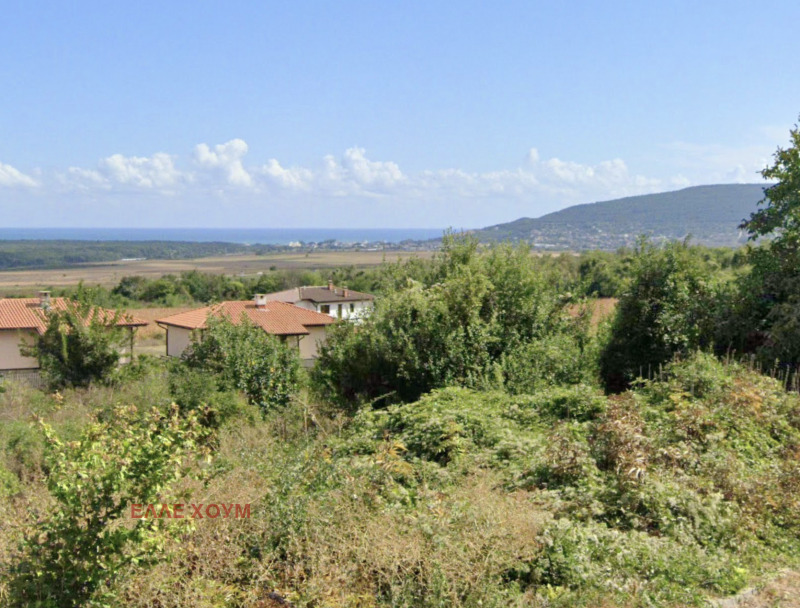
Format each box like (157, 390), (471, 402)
(733, 571), (800, 608)
(569, 297), (618, 329)
(128, 307), (195, 340)
(0, 251), (434, 294)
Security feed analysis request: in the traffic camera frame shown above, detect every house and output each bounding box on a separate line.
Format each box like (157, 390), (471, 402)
(260, 281), (374, 320)
(155, 294), (336, 363)
(0, 292), (147, 380)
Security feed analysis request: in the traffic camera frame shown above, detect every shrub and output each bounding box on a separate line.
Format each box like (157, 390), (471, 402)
(0, 462), (20, 498)
(22, 301), (128, 389)
(182, 315), (301, 414)
(5, 404), (207, 608)
(502, 331), (598, 395)
(168, 363), (254, 428)
(600, 240), (717, 392)
(313, 236), (586, 408)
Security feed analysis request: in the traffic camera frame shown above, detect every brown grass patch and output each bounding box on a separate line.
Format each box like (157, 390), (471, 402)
(568, 297), (618, 329)
(128, 307), (196, 340)
(735, 570), (800, 608)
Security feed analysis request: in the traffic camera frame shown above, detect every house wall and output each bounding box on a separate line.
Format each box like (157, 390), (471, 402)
(298, 325), (328, 360)
(313, 299), (373, 320)
(166, 326), (194, 357)
(0, 330), (39, 370)
(292, 300), (316, 312)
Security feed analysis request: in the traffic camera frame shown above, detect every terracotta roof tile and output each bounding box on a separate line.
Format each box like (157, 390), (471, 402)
(156, 300), (336, 336)
(0, 298), (147, 335)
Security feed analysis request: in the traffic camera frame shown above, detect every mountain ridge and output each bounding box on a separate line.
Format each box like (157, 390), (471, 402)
(472, 183), (766, 249)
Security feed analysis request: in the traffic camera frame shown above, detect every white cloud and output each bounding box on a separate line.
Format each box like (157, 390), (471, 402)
(259, 159), (313, 190)
(4, 135), (778, 227)
(661, 141), (772, 184)
(61, 167), (110, 191)
(0, 162), (38, 188)
(194, 139), (253, 187)
(98, 152), (184, 190)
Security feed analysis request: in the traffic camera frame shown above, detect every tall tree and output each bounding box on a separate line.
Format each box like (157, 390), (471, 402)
(741, 120), (800, 245)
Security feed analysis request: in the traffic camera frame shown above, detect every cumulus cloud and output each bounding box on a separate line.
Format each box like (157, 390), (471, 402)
(0, 162), (38, 188)
(61, 151), (187, 193)
(99, 152), (184, 189)
(259, 159), (313, 190)
(9, 135), (776, 227)
(194, 139), (253, 187)
(661, 141), (772, 184)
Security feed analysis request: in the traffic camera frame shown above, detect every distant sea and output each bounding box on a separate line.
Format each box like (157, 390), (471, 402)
(0, 228), (445, 245)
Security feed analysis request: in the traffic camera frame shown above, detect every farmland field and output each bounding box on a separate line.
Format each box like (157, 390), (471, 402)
(0, 250), (434, 294)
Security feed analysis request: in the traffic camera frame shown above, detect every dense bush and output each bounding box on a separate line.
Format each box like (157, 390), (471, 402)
(2, 344), (799, 606)
(6, 404), (207, 608)
(600, 240), (718, 391)
(22, 301), (129, 389)
(313, 236), (595, 407)
(326, 353), (800, 604)
(182, 315), (301, 414)
(714, 121), (800, 374)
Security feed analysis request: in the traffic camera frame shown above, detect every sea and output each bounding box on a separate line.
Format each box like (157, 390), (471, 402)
(0, 228), (445, 245)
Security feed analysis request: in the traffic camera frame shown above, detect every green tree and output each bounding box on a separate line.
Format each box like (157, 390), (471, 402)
(719, 120), (800, 367)
(182, 315), (300, 413)
(600, 240), (716, 392)
(741, 121), (800, 244)
(312, 236), (591, 408)
(23, 301), (127, 389)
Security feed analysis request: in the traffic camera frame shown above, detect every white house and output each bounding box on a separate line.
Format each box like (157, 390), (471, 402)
(156, 295), (336, 363)
(260, 281), (374, 320)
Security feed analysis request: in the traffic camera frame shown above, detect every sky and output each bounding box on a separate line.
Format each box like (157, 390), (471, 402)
(1, 0), (799, 229)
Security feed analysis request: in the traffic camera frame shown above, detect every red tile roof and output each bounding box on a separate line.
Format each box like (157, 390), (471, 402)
(155, 300), (336, 336)
(0, 298), (147, 335)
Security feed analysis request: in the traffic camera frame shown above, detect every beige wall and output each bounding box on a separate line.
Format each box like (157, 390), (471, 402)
(165, 324), (327, 361)
(0, 330), (39, 370)
(298, 325), (328, 360)
(166, 326), (194, 357)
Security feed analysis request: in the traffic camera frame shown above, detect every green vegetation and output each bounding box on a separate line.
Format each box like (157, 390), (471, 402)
(0, 240), (254, 270)
(600, 240), (718, 391)
(7, 405), (208, 608)
(180, 315), (300, 416)
(2, 123), (800, 607)
(312, 236), (594, 407)
(22, 301), (128, 389)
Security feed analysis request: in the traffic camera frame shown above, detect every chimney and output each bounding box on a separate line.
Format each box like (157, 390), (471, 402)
(343, 287), (349, 297)
(327, 279), (334, 291)
(253, 294), (268, 309)
(38, 291), (51, 309)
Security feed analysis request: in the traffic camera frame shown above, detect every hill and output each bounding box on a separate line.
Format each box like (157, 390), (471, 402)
(473, 183), (766, 249)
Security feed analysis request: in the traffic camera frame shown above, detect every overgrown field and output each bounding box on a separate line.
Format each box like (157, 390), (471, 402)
(1, 352), (799, 607)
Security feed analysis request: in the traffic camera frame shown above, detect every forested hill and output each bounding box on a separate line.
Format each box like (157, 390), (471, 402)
(0, 241), (252, 271)
(473, 183), (766, 249)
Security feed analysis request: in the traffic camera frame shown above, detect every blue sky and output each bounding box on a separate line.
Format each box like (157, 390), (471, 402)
(1, 0), (798, 228)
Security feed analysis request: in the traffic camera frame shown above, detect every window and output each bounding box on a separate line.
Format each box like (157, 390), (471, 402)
(337, 304), (342, 319)
(350, 303), (355, 313)
(320, 304), (330, 314)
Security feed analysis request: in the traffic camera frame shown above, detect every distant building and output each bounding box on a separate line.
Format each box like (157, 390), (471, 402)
(156, 295), (336, 363)
(261, 281), (374, 320)
(0, 293), (147, 381)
